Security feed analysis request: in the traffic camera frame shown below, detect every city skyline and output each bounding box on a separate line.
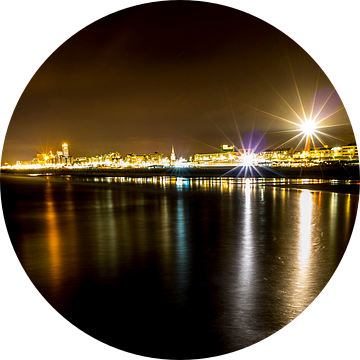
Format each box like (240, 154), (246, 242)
(1, 2), (356, 166)
(3, 140), (358, 169)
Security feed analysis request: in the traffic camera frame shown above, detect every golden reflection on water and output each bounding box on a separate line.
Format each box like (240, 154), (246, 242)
(4, 174), (357, 355)
(160, 195), (171, 268)
(44, 181), (80, 290)
(44, 181), (61, 287)
(329, 192), (339, 247)
(104, 188), (119, 267)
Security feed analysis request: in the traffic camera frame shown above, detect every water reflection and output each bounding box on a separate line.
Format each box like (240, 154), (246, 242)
(240, 179), (254, 286)
(175, 197), (189, 301)
(299, 190), (313, 265)
(329, 192), (339, 243)
(1, 174), (358, 358)
(44, 181), (61, 287)
(160, 195), (171, 272)
(103, 188), (119, 268)
(238, 179), (256, 309)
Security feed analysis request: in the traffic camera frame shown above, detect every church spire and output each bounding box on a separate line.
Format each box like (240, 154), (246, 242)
(170, 145), (176, 166)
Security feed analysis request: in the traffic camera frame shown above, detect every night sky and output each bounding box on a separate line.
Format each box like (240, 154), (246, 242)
(2, 1), (355, 164)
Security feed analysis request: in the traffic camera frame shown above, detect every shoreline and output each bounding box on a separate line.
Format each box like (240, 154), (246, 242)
(1, 167), (359, 195)
(1, 164), (359, 180)
(266, 183), (359, 195)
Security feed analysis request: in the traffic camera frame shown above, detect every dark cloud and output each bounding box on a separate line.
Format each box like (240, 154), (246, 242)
(2, 1), (354, 164)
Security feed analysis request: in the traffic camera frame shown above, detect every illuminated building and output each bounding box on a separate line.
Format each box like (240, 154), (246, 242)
(72, 157), (88, 166)
(47, 151), (55, 165)
(148, 152), (167, 165)
(259, 148), (293, 166)
(55, 151), (63, 165)
(308, 146), (331, 162)
(341, 143), (358, 161)
(220, 144), (235, 153)
(331, 147), (343, 161)
(62, 143), (69, 157)
(61, 143), (71, 164)
(329, 145), (359, 162)
(194, 145), (241, 166)
(7, 139), (358, 170)
(34, 153), (47, 165)
(124, 153), (147, 166)
(258, 143), (358, 165)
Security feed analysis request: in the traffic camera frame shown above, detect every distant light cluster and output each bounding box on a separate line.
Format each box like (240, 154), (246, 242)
(2, 142), (358, 170)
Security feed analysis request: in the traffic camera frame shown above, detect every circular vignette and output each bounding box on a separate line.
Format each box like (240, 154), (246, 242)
(1, 2), (359, 356)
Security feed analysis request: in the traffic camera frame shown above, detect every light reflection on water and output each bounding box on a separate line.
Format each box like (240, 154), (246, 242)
(44, 182), (61, 288)
(299, 190), (313, 265)
(1, 174), (358, 358)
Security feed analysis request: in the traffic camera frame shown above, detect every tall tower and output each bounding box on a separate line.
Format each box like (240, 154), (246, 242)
(62, 143), (69, 157)
(62, 143), (69, 164)
(170, 145), (176, 166)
